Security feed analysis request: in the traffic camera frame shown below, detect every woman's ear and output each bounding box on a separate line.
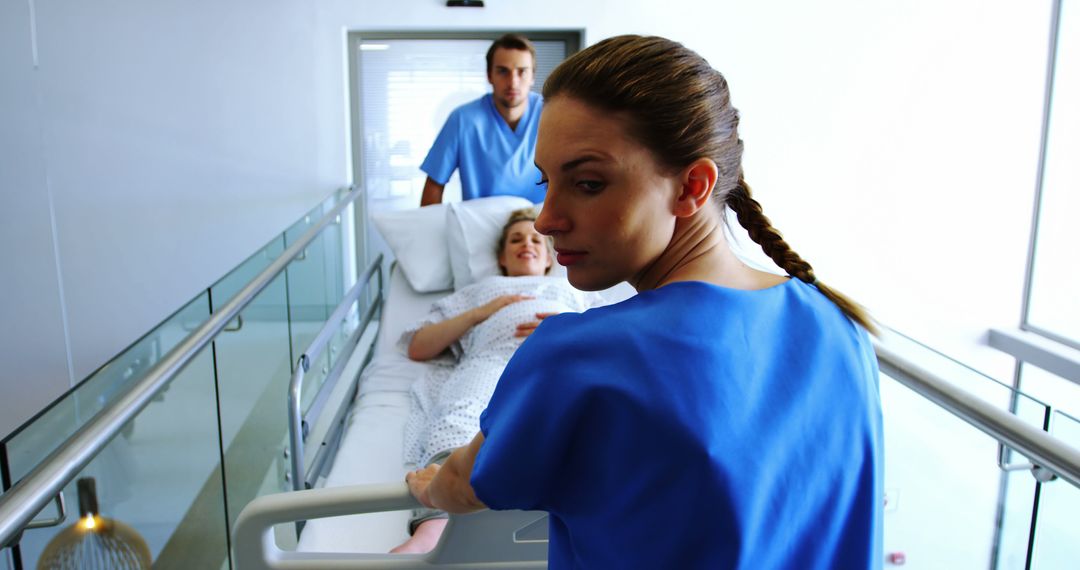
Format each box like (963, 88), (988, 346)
(674, 158), (718, 218)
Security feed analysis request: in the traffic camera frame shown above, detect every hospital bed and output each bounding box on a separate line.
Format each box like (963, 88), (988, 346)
(234, 197), (634, 569)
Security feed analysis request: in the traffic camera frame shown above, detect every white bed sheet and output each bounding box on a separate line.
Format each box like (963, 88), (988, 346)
(296, 266), (635, 553)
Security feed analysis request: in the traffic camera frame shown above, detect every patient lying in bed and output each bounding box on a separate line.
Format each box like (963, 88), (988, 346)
(392, 208), (598, 553)
(400, 275), (594, 466)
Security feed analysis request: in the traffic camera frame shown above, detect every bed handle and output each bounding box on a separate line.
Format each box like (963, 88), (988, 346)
(233, 482), (548, 569)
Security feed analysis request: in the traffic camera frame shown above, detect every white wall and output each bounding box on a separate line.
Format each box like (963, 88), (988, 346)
(1, 0), (73, 435)
(1, 0), (339, 437)
(0, 0), (1057, 563)
(1, 0), (1052, 493)
(313, 0), (1050, 376)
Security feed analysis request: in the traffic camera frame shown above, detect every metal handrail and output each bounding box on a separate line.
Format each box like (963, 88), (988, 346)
(288, 255), (384, 492)
(0, 185), (364, 549)
(874, 337), (1080, 489)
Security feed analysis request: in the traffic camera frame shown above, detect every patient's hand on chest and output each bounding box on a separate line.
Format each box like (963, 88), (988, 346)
(465, 297), (572, 354)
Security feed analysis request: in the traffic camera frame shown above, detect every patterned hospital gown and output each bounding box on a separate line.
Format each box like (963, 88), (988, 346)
(400, 275), (599, 466)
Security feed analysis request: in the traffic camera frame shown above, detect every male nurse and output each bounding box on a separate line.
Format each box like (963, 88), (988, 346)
(419, 34), (545, 206)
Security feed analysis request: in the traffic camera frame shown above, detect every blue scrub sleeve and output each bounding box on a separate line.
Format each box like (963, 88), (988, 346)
(420, 109), (461, 185)
(470, 319), (590, 511)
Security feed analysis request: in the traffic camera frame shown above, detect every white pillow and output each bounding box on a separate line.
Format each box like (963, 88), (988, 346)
(372, 204), (452, 293)
(446, 196), (534, 289)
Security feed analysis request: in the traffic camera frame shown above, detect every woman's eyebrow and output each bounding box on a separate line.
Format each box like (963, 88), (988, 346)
(561, 155), (608, 172)
(536, 153), (610, 175)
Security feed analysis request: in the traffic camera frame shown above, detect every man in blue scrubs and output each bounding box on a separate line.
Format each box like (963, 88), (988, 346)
(419, 34), (546, 206)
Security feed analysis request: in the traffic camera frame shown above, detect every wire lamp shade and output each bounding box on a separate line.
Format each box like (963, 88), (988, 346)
(37, 478), (151, 570)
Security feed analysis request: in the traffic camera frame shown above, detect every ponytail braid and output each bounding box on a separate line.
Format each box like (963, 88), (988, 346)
(727, 178), (878, 335)
(544, 36), (877, 334)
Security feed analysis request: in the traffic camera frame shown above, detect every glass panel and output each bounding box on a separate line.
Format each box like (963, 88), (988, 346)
(878, 330), (1034, 409)
(2, 294), (209, 487)
(995, 389), (1049, 569)
(346, 196), (365, 283)
(330, 299), (362, 370)
(272, 190), (362, 490)
(1030, 410), (1080, 567)
(0, 191), (358, 568)
(285, 191), (355, 416)
(209, 234), (294, 546)
(877, 330), (1048, 568)
(285, 204), (332, 414)
(321, 202), (357, 377)
(1018, 363), (1080, 420)
(2, 187), (383, 567)
(8, 294), (228, 569)
(1027, 0), (1080, 344)
(1006, 364), (1080, 568)
(323, 189), (352, 313)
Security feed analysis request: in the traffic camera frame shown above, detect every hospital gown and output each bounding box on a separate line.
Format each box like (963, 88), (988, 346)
(400, 275), (597, 466)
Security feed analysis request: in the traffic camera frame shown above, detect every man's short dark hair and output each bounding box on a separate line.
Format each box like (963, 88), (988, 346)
(486, 33), (536, 75)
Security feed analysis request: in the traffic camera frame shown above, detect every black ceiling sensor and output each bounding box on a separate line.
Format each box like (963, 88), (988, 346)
(447, 0), (485, 6)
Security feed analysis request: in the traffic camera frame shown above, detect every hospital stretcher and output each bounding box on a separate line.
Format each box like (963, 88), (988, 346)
(233, 263), (632, 569)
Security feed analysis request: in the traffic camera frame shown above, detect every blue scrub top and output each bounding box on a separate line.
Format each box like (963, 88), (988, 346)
(420, 92), (545, 203)
(472, 279), (883, 569)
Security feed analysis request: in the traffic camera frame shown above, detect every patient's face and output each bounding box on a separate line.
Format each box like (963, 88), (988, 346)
(533, 97), (679, 291)
(499, 221), (552, 277)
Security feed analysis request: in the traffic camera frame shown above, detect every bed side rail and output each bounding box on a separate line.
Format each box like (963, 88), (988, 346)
(233, 482), (548, 569)
(288, 254), (385, 493)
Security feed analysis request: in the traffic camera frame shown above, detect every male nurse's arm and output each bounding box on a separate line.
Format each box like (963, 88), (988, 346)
(420, 177), (445, 206)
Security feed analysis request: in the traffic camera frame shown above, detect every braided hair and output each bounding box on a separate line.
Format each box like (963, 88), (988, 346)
(544, 35), (876, 334)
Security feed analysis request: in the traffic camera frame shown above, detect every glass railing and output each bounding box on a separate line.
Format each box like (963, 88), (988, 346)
(226, 327), (1080, 569)
(0, 187), (374, 570)
(1028, 410), (1079, 568)
(3, 182), (1077, 568)
(3, 293), (224, 570)
(877, 330), (1078, 569)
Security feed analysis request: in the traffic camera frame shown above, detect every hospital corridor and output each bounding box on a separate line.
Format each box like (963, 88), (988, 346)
(1, 1), (1078, 569)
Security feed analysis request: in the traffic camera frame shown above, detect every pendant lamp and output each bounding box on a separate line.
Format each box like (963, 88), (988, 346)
(37, 478), (151, 570)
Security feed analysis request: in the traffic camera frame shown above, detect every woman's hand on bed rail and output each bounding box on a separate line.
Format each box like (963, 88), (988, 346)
(407, 433), (488, 514)
(408, 295), (533, 361)
(515, 312), (560, 338)
(406, 464), (442, 508)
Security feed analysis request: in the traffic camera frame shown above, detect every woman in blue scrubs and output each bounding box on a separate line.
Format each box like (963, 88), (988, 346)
(407, 35), (883, 569)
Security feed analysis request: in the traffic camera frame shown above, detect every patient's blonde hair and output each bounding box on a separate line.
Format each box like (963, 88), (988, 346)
(496, 207), (554, 275)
